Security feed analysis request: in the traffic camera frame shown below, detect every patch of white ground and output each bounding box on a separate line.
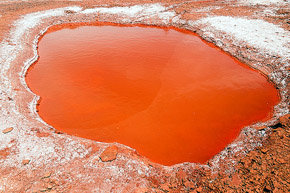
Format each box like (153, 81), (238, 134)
(238, 0), (287, 6)
(0, 0), (81, 4)
(81, 3), (176, 23)
(195, 16), (289, 58)
(190, 6), (221, 13)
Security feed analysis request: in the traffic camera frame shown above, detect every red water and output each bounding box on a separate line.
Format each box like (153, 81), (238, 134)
(26, 23), (279, 165)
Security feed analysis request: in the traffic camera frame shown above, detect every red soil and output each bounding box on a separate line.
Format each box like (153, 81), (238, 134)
(26, 23), (279, 165)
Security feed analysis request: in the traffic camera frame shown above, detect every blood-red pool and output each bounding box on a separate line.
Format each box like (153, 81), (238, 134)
(26, 23), (279, 165)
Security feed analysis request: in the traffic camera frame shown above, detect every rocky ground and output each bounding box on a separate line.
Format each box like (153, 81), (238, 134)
(0, 0), (289, 192)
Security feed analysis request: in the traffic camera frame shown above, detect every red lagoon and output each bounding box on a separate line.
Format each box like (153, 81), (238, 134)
(26, 23), (279, 165)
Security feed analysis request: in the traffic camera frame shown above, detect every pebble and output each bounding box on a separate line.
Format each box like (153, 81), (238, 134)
(39, 188), (48, 192)
(47, 183), (53, 189)
(260, 148), (268, 154)
(22, 159), (30, 165)
(2, 127), (13, 134)
(42, 172), (52, 179)
(100, 145), (118, 162)
(255, 126), (266, 131)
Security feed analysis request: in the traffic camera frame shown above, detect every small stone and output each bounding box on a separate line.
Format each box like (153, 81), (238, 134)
(277, 158), (286, 164)
(22, 159), (30, 165)
(277, 8), (289, 15)
(100, 145), (118, 162)
(54, 130), (63, 134)
(255, 126), (266, 131)
(183, 180), (194, 188)
(275, 129), (284, 138)
(64, 10), (76, 14)
(49, 179), (59, 185)
(279, 114), (290, 127)
(36, 132), (50, 138)
(262, 164), (267, 171)
(264, 185), (272, 192)
(231, 174), (241, 186)
(39, 188), (48, 192)
(0, 148), (10, 159)
(2, 127), (13, 134)
(195, 187), (203, 192)
(42, 172), (52, 179)
(159, 183), (170, 192)
(260, 148), (268, 154)
(47, 183), (53, 189)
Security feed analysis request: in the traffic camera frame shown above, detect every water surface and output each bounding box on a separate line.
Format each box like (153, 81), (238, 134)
(26, 23), (279, 165)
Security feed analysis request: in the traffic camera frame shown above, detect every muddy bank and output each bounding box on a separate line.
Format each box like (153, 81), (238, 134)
(0, 0), (289, 192)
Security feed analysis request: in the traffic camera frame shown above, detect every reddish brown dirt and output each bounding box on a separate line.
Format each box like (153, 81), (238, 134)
(0, 0), (289, 192)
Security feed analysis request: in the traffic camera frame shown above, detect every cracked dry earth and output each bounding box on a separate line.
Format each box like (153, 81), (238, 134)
(0, 0), (289, 192)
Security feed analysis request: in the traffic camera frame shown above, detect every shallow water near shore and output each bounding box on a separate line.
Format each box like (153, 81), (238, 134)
(26, 23), (279, 165)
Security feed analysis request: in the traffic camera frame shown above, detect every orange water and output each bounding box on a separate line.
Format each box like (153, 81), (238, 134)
(26, 23), (279, 165)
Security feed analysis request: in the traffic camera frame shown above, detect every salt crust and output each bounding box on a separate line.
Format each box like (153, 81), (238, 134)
(196, 16), (290, 58)
(0, 6), (92, 168)
(0, 0), (29, 4)
(81, 3), (176, 23)
(238, 0), (287, 5)
(190, 6), (221, 13)
(0, 3), (288, 179)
